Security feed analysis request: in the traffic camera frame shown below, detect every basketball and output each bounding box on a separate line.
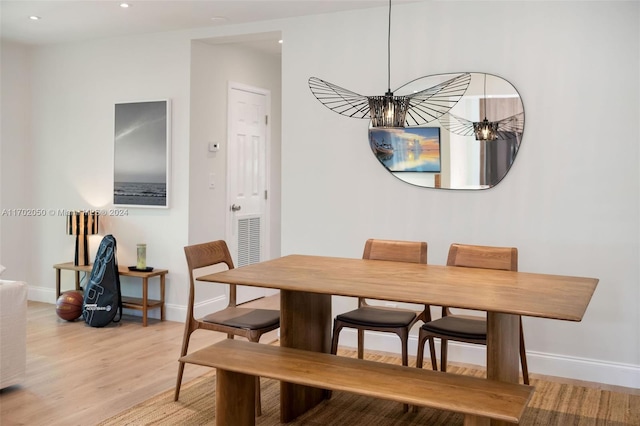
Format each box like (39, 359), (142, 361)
(56, 291), (83, 321)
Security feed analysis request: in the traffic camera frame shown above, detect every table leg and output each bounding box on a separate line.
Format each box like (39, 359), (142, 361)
(279, 290), (332, 423)
(486, 312), (519, 426)
(75, 271), (81, 292)
(160, 274), (165, 321)
(55, 268), (61, 299)
(142, 277), (148, 327)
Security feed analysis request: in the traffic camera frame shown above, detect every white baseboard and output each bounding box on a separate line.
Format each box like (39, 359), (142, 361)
(164, 295), (227, 323)
(337, 329), (640, 389)
(28, 285), (56, 303)
(164, 303), (185, 323)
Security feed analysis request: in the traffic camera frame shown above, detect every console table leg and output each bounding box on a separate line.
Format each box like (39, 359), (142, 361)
(142, 277), (148, 327)
(160, 274), (165, 321)
(56, 269), (62, 299)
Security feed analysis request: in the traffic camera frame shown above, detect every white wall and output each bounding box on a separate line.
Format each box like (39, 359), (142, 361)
(188, 39), (282, 254)
(9, 32), (193, 315)
(0, 1), (637, 388)
(281, 2), (639, 387)
(0, 41), (32, 280)
(187, 39), (282, 310)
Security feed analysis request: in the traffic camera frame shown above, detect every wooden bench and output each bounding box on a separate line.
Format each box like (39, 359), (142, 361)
(180, 339), (534, 426)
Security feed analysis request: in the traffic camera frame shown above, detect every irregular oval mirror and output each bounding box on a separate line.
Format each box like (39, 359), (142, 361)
(368, 72), (524, 189)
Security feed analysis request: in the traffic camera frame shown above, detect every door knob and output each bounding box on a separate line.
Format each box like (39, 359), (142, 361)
(230, 204), (241, 212)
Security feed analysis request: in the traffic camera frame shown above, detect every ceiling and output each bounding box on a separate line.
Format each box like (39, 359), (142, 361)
(1, 0), (420, 52)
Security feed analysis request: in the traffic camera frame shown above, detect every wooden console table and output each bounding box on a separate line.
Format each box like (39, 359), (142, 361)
(53, 262), (168, 326)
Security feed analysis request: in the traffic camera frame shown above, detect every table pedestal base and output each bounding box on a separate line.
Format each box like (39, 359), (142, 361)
(487, 312), (519, 426)
(279, 290), (332, 423)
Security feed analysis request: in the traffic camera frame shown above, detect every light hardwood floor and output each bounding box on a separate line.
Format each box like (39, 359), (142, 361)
(1, 299), (637, 426)
(0, 298), (280, 426)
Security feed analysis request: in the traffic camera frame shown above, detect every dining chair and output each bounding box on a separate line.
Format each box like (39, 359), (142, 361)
(415, 243), (529, 385)
(174, 240), (280, 416)
(331, 239), (437, 388)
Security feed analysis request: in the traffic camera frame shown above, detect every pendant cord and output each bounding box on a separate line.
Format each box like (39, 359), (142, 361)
(387, 0), (391, 92)
(483, 73), (487, 120)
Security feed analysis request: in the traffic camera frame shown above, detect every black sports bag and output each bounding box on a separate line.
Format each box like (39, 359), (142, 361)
(82, 234), (123, 327)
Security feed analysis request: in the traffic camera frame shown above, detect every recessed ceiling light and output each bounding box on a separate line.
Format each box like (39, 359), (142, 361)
(29, 15), (41, 20)
(120, 3), (130, 8)
(279, 40), (283, 44)
(211, 16), (227, 22)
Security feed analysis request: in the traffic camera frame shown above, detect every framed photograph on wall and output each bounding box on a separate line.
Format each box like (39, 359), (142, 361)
(113, 100), (171, 208)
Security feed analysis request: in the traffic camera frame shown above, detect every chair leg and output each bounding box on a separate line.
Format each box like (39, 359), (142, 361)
(519, 321), (530, 385)
(255, 376), (262, 416)
(174, 327), (193, 401)
(414, 330), (436, 414)
(399, 330), (409, 367)
(174, 361), (186, 401)
(357, 329), (364, 359)
(416, 330), (438, 371)
(330, 320), (341, 356)
(328, 320), (343, 400)
(399, 329), (409, 413)
(416, 330), (426, 369)
(441, 339), (448, 372)
(428, 337), (437, 371)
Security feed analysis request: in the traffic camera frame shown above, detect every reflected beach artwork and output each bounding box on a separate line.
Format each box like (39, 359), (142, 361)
(369, 127), (441, 172)
(113, 100), (170, 207)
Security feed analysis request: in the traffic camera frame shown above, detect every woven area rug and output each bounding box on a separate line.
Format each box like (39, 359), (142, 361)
(100, 351), (639, 426)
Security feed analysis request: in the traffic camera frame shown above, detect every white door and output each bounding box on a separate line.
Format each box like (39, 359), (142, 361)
(226, 83), (271, 304)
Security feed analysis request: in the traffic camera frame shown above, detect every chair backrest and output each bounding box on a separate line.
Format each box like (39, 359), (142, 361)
(360, 239), (428, 307)
(444, 243), (517, 317)
(446, 243), (518, 272)
(363, 238), (428, 264)
(184, 240), (238, 311)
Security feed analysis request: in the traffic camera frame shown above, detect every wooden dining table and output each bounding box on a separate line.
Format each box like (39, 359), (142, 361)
(198, 254), (598, 425)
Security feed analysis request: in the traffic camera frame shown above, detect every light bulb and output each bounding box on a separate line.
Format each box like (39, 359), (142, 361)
(385, 104), (394, 122)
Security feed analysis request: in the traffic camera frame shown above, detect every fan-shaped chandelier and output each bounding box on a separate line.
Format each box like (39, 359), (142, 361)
(308, 0), (471, 128)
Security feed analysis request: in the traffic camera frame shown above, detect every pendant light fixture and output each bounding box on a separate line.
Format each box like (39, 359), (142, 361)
(438, 73), (525, 140)
(309, 0), (471, 128)
(368, 0), (409, 127)
(473, 74), (498, 140)
(473, 118), (499, 141)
